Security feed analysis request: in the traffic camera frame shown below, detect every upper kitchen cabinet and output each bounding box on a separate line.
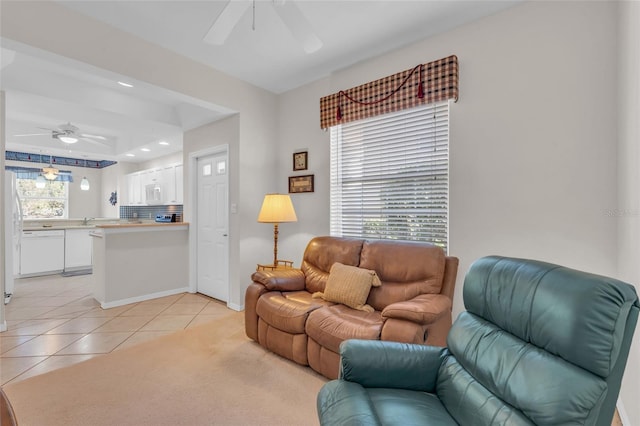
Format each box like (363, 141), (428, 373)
(125, 163), (183, 206)
(162, 164), (183, 205)
(175, 164), (184, 205)
(126, 171), (144, 205)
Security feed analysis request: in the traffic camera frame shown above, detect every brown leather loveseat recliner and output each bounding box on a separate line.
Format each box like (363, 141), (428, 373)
(245, 236), (459, 379)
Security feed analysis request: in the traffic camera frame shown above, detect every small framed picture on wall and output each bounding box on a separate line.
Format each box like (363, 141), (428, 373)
(289, 175), (314, 193)
(293, 151), (308, 171)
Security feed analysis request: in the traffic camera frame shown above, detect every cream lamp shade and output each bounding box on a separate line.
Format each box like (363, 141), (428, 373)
(257, 194), (297, 267)
(258, 194), (298, 223)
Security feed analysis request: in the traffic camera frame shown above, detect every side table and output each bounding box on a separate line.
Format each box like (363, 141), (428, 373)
(256, 259), (294, 271)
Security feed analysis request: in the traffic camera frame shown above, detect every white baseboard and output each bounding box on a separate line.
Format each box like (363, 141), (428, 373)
(227, 301), (243, 312)
(0, 320), (6, 332)
(617, 399), (631, 426)
(100, 287), (191, 309)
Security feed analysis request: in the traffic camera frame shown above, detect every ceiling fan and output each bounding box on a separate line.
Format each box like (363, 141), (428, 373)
(14, 122), (109, 146)
(203, 0), (322, 54)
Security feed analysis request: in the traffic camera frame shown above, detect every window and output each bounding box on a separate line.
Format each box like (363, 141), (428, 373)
(330, 101), (449, 251)
(17, 179), (69, 219)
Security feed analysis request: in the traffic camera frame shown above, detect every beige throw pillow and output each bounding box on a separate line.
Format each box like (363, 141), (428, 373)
(313, 262), (382, 312)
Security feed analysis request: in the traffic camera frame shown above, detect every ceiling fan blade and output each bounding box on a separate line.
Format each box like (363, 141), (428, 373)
(79, 137), (110, 147)
(273, 1), (322, 54)
(80, 133), (107, 141)
(203, 0), (251, 45)
(13, 133), (49, 137)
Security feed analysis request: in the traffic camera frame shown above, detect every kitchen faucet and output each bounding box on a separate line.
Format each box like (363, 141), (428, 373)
(82, 217), (94, 225)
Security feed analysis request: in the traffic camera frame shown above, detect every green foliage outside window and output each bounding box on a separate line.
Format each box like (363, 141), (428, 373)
(17, 179), (68, 219)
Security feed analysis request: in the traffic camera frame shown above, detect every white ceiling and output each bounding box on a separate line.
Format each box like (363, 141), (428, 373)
(1, 0), (520, 163)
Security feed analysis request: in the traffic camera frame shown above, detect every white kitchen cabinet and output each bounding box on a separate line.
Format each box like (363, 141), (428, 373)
(20, 230), (65, 276)
(162, 165), (176, 204)
(125, 164), (183, 206)
(65, 229), (93, 270)
(175, 164), (184, 204)
(162, 164), (183, 205)
(127, 172), (143, 205)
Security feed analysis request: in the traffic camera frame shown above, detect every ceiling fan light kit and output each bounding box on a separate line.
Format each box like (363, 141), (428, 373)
(57, 134), (79, 144)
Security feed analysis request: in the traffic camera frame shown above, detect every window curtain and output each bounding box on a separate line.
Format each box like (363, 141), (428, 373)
(320, 55), (458, 129)
(5, 166), (74, 182)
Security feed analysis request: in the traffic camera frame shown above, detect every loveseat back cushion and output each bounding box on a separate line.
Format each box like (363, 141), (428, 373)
(360, 240), (446, 311)
(301, 237), (364, 294)
(464, 256), (640, 377)
(440, 312), (607, 425)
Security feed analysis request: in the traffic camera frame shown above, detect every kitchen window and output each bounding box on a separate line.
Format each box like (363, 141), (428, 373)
(17, 178), (69, 219)
(329, 101), (449, 251)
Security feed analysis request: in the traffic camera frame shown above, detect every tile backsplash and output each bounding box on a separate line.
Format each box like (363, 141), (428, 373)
(120, 205), (183, 221)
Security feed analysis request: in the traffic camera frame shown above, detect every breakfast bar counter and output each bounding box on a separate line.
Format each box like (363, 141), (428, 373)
(90, 223), (189, 308)
(95, 222), (188, 229)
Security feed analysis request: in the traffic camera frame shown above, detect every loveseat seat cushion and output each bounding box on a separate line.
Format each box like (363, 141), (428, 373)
(306, 305), (383, 353)
(256, 291), (327, 334)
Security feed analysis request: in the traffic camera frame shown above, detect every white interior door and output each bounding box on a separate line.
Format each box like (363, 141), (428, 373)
(196, 153), (229, 301)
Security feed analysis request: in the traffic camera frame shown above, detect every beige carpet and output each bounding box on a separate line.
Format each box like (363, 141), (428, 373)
(1, 310), (327, 426)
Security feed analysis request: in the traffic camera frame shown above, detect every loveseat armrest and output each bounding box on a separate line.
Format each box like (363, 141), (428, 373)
(381, 294), (452, 325)
(339, 339), (448, 392)
(251, 269), (306, 291)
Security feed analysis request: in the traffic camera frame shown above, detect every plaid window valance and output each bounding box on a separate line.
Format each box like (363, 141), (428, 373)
(320, 55), (458, 129)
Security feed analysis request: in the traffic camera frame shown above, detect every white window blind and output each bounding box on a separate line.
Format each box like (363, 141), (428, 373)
(330, 101), (449, 251)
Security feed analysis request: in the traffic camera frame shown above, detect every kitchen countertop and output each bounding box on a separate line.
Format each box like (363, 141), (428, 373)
(23, 224), (97, 231)
(96, 222), (189, 229)
(23, 219), (187, 231)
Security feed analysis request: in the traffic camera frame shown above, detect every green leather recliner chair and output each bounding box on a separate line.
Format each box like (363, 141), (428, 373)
(317, 256), (639, 425)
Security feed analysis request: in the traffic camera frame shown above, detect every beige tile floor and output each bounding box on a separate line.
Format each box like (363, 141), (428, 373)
(1, 273), (233, 386)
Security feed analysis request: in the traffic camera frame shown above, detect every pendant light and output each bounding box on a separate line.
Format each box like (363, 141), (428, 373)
(35, 153), (47, 188)
(35, 174), (46, 189)
(80, 158), (90, 191)
(42, 155), (60, 181)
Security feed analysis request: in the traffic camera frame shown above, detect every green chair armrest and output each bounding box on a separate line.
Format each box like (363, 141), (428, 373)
(339, 339), (447, 391)
(317, 380), (381, 426)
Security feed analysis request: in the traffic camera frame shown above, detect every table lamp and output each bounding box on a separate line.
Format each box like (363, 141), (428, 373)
(258, 193), (297, 267)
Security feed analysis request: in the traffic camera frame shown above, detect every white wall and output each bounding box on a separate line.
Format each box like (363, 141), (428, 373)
(279, 0), (635, 419)
(139, 152), (182, 171)
(67, 165), (102, 218)
(100, 161), (137, 218)
(280, 0), (619, 300)
(617, 1), (640, 423)
(276, 78), (331, 265)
